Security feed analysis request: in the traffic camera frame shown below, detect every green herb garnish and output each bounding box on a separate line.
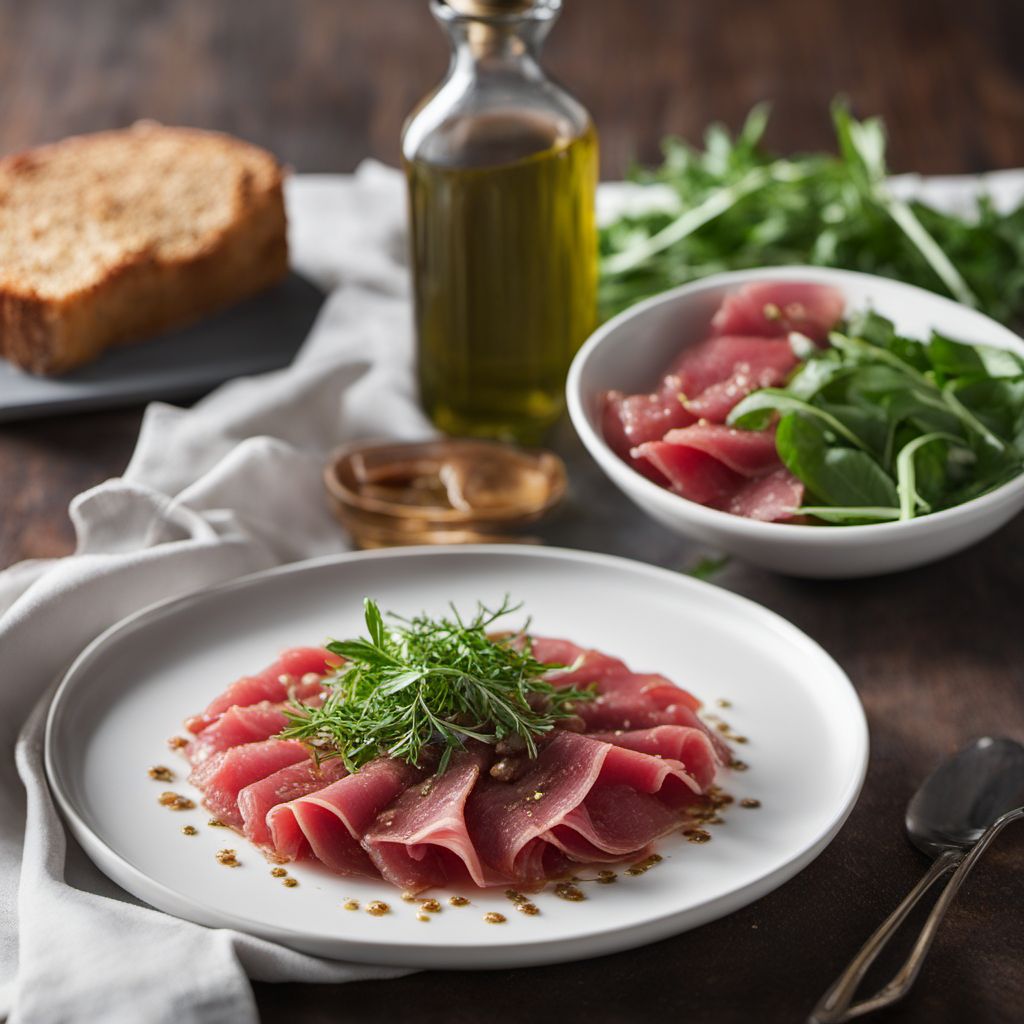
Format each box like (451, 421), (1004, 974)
(599, 101), (1024, 325)
(685, 554), (731, 581)
(726, 311), (1024, 524)
(280, 598), (593, 774)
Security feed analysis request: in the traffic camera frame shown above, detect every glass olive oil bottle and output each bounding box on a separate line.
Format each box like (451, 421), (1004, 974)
(403, 0), (597, 444)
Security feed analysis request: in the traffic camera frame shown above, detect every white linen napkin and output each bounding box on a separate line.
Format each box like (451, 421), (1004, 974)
(2, 161), (1023, 1024)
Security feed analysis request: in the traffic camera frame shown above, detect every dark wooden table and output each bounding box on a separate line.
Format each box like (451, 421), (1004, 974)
(3, 2), (1023, 1022)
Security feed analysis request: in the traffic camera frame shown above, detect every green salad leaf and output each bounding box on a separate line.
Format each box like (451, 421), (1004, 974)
(599, 103), (1024, 326)
(725, 313), (1024, 524)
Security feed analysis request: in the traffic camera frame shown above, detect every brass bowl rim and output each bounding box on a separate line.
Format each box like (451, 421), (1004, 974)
(323, 438), (567, 524)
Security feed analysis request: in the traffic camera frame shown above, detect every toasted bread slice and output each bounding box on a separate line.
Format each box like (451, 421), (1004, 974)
(0, 123), (288, 375)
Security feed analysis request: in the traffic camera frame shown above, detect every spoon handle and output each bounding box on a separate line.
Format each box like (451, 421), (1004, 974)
(810, 807), (1024, 1023)
(808, 848), (961, 1023)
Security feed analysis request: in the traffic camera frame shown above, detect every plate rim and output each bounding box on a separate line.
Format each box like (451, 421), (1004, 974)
(44, 544), (869, 966)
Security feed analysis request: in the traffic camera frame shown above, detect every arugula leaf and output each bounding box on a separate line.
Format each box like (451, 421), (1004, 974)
(728, 389), (870, 449)
(958, 379), (1024, 450)
(895, 432), (963, 519)
(729, 317), (1024, 524)
(927, 333), (1024, 379)
(775, 412), (900, 510)
(685, 554), (731, 581)
(599, 103), (1024, 326)
(795, 505), (901, 524)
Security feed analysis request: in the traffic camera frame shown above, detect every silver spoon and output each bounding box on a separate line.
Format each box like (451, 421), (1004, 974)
(810, 736), (1024, 1023)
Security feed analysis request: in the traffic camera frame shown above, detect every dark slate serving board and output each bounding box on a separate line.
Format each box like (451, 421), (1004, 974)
(0, 272), (325, 422)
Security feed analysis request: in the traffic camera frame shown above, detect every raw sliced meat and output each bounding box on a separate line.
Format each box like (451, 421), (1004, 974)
(186, 647), (338, 734)
(683, 354), (795, 422)
(186, 702), (291, 766)
(465, 732), (702, 882)
(668, 335), (798, 401)
(362, 746), (494, 892)
(529, 636), (629, 684)
(727, 466), (805, 522)
(531, 637), (702, 713)
(634, 425), (783, 509)
(237, 757), (349, 846)
(570, 689), (730, 762)
(589, 725), (719, 789)
(660, 424), (781, 477)
(513, 635), (727, 763)
(599, 281), (845, 521)
(602, 379), (695, 482)
(711, 281), (845, 342)
(267, 758), (422, 876)
(545, 785), (681, 861)
(188, 739), (309, 828)
(631, 440), (744, 505)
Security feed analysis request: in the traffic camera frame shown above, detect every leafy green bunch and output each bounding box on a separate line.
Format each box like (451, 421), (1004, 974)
(280, 598), (592, 773)
(726, 313), (1024, 524)
(599, 103), (1024, 325)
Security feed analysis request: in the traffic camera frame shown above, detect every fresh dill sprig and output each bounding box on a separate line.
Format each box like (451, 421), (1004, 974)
(279, 597), (594, 774)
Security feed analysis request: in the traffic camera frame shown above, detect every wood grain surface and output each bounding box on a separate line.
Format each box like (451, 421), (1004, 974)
(1, 2), (1023, 1022)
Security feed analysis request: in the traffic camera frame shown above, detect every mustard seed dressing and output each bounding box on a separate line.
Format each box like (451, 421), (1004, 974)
(553, 882), (586, 901)
(157, 791), (194, 811)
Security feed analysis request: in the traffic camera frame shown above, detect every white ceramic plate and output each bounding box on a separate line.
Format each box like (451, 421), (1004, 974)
(45, 546), (868, 969)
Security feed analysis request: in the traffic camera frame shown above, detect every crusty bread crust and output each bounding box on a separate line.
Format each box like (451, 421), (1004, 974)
(0, 124), (289, 375)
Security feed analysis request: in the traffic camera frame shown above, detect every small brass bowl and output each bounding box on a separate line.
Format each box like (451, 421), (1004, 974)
(324, 438), (567, 548)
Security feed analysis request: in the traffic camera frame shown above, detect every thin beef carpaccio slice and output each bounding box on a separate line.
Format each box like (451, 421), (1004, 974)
(465, 731), (703, 882)
(727, 466), (805, 522)
(711, 281), (846, 342)
(658, 424), (782, 477)
(186, 696), (323, 767)
(531, 636), (729, 762)
(528, 636), (631, 686)
(681, 344), (798, 422)
(188, 738), (309, 829)
(532, 635), (699, 711)
(237, 757), (349, 846)
(602, 281), (845, 520)
(602, 335), (795, 480)
(185, 647), (339, 734)
(266, 757), (422, 877)
(362, 746), (496, 892)
(633, 424), (802, 523)
(588, 725), (719, 790)
(670, 334), (799, 407)
(602, 376), (695, 483)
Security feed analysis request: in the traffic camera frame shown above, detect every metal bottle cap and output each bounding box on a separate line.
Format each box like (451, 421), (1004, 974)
(445, 0), (535, 16)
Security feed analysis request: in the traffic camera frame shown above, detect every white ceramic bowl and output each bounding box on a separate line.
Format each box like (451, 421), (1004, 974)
(567, 266), (1024, 578)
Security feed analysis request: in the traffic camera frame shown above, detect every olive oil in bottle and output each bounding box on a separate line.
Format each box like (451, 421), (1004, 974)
(403, 0), (597, 444)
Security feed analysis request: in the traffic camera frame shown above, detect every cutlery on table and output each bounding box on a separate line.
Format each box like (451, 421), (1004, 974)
(811, 736), (1024, 1022)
